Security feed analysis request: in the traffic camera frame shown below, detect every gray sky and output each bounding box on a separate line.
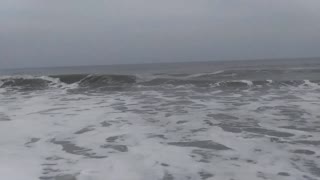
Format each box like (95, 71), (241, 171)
(1, 0), (320, 68)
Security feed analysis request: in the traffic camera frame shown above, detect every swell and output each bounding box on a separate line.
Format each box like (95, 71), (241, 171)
(140, 78), (320, 88)
(0, 76), (53, 90)
(0, 74), (137, 91)
(1, 74), (320, 91)
(51, 74), (136, 87)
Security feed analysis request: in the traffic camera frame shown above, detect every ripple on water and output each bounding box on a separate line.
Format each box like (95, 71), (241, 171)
(292, 140), (320, 146)
(243, 128), (295, 137)
(199, 172), (214, 180)
(74, 126), (95, 134)
(101, 144), (128, 152)
(304, 161), (320, 177)
(106, 135), (124, 143)
(207, 113), (239, 120)
(40, 174), (77, 180)
(0, 113), (10, 121)
(277, 172), (290, 176)
(292, 149), (316, 155)
(25, 138), (40, 147)
(51, 139), (107, 158)
(168, 140), (232, 150)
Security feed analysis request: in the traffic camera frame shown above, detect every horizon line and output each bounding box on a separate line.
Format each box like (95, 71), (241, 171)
(1, 56), (320, 71)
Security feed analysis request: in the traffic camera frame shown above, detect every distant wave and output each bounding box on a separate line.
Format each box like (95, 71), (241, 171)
(141, 78), (320, 88)
(52, 74), (136, 87)
(0, 75), (54, 90)
(1, 73), (320, 91)
(184, 70), (225, 78)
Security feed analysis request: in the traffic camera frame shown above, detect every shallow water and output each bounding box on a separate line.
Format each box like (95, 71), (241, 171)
(1, 59), (320, 180)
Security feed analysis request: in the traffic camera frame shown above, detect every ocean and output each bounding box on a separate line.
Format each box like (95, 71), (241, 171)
(1, 58), (320, 180)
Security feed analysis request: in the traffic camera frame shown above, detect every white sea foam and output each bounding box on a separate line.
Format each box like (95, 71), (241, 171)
(301, 80), (320, 88)
(186, 70), (225, 78)
(266, 79), (273, 83)
(1, 77), (320, 180)
(238, 80), (253, 86)
(0, 80), (5, 93)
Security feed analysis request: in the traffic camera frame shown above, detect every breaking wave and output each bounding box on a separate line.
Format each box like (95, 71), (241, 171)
(1, 73), (320, 91)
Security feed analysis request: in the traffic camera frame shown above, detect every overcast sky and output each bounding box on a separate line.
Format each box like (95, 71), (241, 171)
(1, 0), (320, 68)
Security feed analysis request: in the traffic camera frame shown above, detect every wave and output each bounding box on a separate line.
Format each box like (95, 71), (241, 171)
(0, 74), (137, 91)
(184, 70), (225, 78)
(141, 78), (320, 88)
(51, 74), (136, 87)
(1, 73), (319, 91)
(0, 75), (52, 90)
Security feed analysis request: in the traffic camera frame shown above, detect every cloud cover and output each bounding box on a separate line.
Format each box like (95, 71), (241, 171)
(1, 0), (320, 68)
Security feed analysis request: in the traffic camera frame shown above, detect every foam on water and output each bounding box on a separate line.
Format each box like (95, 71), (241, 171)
(1, 73), (320, 92)
(1, 66), (320, 180)
(301, 80), (320, 89)
(185, 70), (225, 78)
